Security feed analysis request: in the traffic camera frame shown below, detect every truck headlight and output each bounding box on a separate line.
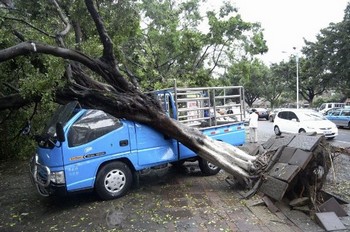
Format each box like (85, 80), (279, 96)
(50, 171), (65, 184)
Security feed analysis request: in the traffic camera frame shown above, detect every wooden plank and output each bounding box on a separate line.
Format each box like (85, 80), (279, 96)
(262, 136), (276, 150)
(262, 195), (279, 213)
(320, 190), (350, 204)
(269, 135), (295, 151)
(270, 145), (285, 163)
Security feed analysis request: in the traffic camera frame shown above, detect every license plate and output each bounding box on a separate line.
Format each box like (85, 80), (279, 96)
(324, 131), (332, 135)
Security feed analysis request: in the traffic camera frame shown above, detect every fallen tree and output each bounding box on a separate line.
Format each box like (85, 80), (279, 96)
(0, 0), (332, 202)
(0, 0), (262, 178)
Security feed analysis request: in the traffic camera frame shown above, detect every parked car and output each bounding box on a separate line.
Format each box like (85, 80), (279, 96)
(318, 102), (345, 115)
(225, 107), (249, 125)
(324, 107), (343, 116)
(268, 108), (282, 122)
(243, 110), (251, 125)
(273, 109), (338, 139)
(252, 108), (269, 120)
(325, 108), (350, 128)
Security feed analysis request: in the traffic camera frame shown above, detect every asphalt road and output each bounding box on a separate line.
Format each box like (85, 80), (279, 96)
(257, 119), (350, 148)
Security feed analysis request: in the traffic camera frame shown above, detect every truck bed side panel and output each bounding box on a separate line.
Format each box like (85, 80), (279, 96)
(201, 123), (245, 146)
(178, 122), (245, 160)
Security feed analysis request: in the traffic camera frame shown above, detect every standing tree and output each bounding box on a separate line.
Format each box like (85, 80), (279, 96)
(302, 3), (350, 99)
(263, 63), (286, 109)
(133, 0), (268, 89)
(221, 58), (267, 107)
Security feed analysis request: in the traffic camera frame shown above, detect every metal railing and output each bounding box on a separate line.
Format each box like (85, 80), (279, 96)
(153, 82), (246, 128)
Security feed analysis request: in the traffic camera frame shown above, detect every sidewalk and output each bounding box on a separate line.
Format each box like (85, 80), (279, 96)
(0, 159), (324, 232)
(111, 163), (307, 232)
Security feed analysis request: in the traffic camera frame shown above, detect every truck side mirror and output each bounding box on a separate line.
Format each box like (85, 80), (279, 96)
(56, 122), (65, 142)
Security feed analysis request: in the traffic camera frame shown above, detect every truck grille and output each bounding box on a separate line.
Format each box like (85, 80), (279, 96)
(37, 166), (49, 185)
(30, 155), (51, 187)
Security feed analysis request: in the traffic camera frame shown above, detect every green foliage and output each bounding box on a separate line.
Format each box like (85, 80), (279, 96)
(266, 60), (298, 106)
(302, 2), (350, 99)
(261, 64), (285, 109)
(122, 0), (267, 90)
(221, 58), (268, 107)
(19, 57), (65, 100)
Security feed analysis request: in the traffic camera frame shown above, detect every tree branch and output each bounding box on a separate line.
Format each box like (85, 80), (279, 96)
(195, 45), (211, 70)
(0, 42), (127, 90)
(209, 42), (227, 75)
(51, 0), (71, 38)
(0, 93), (41, 111)
(2, 82), (19, 93)
(84, 0), (115, 63)
(1, 16), (54, 38)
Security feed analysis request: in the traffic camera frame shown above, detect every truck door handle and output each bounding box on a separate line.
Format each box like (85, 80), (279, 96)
(119, 139), (129, 146)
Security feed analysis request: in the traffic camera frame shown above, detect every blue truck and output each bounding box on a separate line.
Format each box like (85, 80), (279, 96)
(30, 85), (247, 200)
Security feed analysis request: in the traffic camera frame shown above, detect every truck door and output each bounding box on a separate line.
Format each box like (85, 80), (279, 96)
(62, 110), (131, 191)
(135, 91), (178, 167)
(135, 123), (177, 166)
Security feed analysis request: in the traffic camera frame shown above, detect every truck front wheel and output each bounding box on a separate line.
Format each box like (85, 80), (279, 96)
(198, 158), (221, 176)
(95, 161), (133, 200)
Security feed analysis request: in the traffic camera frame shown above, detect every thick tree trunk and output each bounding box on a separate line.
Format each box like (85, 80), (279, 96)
(57, 85), (258, 179)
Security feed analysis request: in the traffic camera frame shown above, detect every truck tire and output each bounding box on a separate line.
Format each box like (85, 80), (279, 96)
(198, 158), (221, 176)
(95, 161), (132, 200)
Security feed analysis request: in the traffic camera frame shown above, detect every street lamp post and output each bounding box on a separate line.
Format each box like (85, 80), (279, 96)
(293, 47), (299, 109)
(283, 48), (300, 109)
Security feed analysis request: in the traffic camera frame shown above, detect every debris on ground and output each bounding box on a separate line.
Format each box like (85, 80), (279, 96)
(227, 134), (350, 231)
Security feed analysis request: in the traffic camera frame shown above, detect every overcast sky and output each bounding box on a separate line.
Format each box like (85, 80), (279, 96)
(205, 0), (349, 64)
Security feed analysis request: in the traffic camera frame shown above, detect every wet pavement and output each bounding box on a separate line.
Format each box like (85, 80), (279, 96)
(4, 156), (347, 232)
(1, 129), (350, 231)
(0, 160), (307, 232)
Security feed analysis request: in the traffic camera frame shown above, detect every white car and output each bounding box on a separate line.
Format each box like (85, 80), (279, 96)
(273, 109), (338, 139)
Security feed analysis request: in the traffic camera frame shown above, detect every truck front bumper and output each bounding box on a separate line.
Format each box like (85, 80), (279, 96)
(29, 155), (66, 197)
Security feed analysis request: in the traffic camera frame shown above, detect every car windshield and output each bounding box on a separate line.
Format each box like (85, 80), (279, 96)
(42, 101), (81, 137)
(299, 111), (326, 121)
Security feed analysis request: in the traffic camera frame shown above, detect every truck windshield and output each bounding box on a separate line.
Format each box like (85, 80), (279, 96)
(42, 101), (81, 137)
